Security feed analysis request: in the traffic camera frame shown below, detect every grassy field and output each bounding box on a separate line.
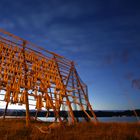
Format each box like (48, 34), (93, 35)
(0, 119), (140, 140)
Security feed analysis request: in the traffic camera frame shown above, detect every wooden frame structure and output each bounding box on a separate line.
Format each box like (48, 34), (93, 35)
(0, 29), (97, 127)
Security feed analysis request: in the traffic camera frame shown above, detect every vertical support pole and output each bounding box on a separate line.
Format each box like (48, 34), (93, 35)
(71, 62), (79, 122)
(3, 102), (9, 120)
(71, 69), (77, 110)
(35, 110), (38, 120)
(77, 82), (82, 106)
(22, 41), (30, 127)
(85, 86), (89, 110)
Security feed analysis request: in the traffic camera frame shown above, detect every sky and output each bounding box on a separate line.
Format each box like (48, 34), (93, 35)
(0, 0), (140, 110)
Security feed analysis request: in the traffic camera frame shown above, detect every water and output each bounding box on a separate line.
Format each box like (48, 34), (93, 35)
(37, 116), (139, 123)
(98, 116), (139, 122)
(1, 116), (139, 123)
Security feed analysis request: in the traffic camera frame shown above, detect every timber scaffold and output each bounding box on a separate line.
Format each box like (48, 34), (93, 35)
(0, 29), (97, 127)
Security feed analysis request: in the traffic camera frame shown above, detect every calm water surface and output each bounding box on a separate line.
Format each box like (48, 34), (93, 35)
(2, 116), (139, 123)
(37, 116), (139, 123)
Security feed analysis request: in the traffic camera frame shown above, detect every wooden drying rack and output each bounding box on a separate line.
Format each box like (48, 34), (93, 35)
(0, 29), (97, 127)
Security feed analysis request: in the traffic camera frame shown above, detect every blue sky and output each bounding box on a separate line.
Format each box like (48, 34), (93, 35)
(0, 0), (140, 110)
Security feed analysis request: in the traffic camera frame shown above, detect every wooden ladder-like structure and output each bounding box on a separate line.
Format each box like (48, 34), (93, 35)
(0, 29), (98, 127)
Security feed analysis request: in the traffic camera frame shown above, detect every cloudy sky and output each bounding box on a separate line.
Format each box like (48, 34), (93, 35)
(0, 0), (140, 110)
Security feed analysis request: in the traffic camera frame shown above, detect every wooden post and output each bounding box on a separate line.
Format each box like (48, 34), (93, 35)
(22, 41), (30, 127)
(35, 110), (38, 120)
(3, 102), (9, 120)
(85, 85), (89, 110)
(71, 70), (77, 110)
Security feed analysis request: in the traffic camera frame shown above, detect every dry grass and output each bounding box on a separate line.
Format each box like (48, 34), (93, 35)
(0, 119), (140, 140)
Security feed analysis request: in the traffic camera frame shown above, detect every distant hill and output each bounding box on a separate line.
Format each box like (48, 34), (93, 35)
(0, 109), (140, 118)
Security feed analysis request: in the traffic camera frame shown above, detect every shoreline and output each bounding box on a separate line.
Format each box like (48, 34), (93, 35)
(0, 109), (140, 118)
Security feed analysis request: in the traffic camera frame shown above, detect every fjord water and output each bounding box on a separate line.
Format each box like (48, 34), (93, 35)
(37, 116), (139, 123)
(98, 116), (139, 122)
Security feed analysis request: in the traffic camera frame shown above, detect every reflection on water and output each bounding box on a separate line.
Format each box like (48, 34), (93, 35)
(37, 117), (56, 122)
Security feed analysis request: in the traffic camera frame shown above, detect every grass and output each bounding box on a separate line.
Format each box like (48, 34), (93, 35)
(0, 118), (140, 140)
